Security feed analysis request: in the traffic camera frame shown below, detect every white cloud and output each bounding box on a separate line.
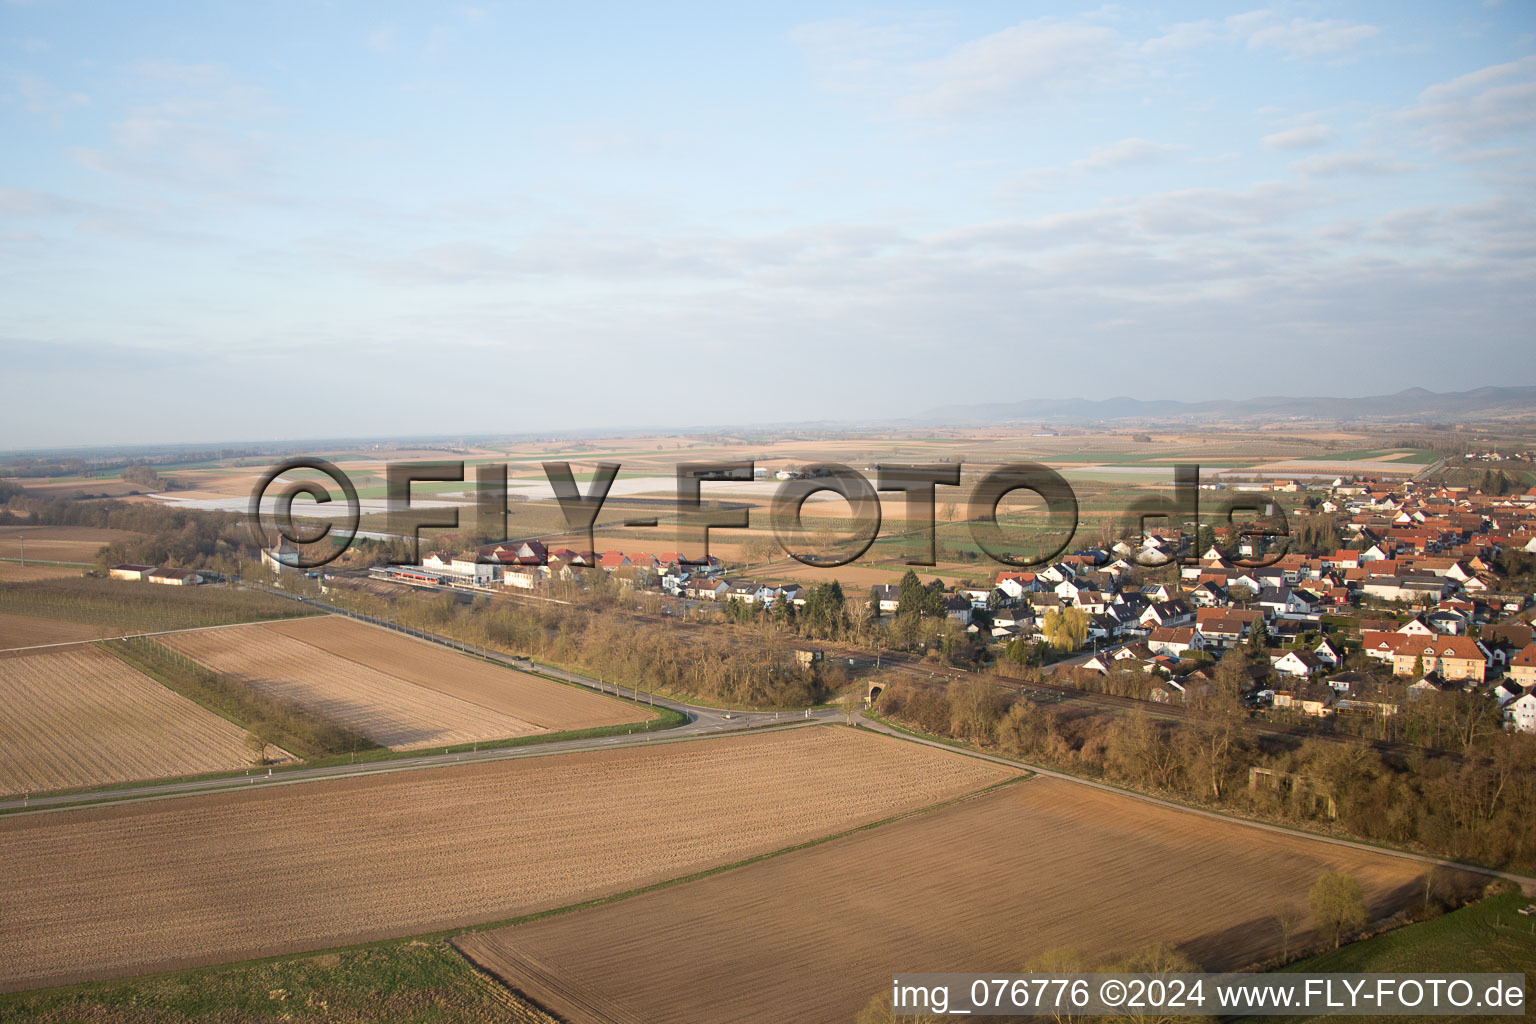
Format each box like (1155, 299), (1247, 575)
(365, 23), (398, 54)
(0, 187), (94, 215)
(1262, 123), (1333, 149)
(901, 18), (1129, 116)
(1, 69), (86, 112)
(73, 116), (269, 189)
(1290, 152), (1416, 177)
(1139, 19), (1219, 55)
(558, 122), (687, 160)
(794, 10), (1387, 122)
(1073, 138), (1177, 170)
(1403, 55), (1536, 150)
(1245, 16), (1380, 57)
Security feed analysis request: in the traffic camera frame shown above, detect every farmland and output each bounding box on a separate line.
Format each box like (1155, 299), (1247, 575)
(458, 776), (1439, 1024)
(0, 727), (1016, 990)
(0, 612), (120, 651)
(0, 577), (317, 635)
(0, 646), (271, 797)
(0, 525), (139, 564)
(0, 564), (82, 584)
(158, 623), (547, 750)
(262, 615), (648, 731)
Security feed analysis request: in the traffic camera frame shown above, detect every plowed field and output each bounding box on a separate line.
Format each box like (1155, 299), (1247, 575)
(0, 727), (1016, 991)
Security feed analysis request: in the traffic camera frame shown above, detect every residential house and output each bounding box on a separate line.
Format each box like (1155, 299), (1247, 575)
(1140, 599), (1194, 629)
(1313, 637), (1343, 667)
(1390, 635), (1488, 684)
(944, 594), (974, 625)
(1148, 626), (1201, 658)
(1505, 690), (1536, 733)
(1508, 643), (1536, 688)
(1272, 649), (1322, 678)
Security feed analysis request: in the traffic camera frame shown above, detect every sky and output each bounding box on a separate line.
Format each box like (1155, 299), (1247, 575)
(2, 1), (1534, 448)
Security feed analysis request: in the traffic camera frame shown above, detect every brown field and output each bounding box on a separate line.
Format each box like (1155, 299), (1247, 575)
(158, 623), (548, 750)
(0, 562), (85, 583)
(0, 525), (139, 562)
(0, 646), (273, 797)
(262, 615), (648, 731)
(0, 611), (121, 650)
(459, 777), (1437, 1024)
(0, 727), (1016, 990)
(0, 478), (145, 499)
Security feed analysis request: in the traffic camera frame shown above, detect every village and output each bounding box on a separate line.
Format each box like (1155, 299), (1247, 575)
(302, 471), (1536, 736)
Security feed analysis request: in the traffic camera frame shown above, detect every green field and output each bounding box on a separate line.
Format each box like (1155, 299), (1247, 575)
(1298, 448), (1441, 464)
(0, 940), (537, 1024)
(1240, 890), (1535, 1024)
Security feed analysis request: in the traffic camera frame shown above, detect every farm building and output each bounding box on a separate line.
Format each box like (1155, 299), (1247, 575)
(108, 564), (157, 581)
(147, 568), (202, 586)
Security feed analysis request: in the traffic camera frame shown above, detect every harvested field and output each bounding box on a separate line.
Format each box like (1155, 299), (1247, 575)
(458, 777), (1438, 1024)
(0, 727), (1016, 990)
(0, 646), (271, 797)
(263, 616), (648, 731)
(0, 563), (83, 583)
(159, 624), (545, 750)
(0, 525), (137, 563)
(0, 611), (119, 650)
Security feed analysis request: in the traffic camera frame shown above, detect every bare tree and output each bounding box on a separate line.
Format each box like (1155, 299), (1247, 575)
(1276, 904), (1303, 962)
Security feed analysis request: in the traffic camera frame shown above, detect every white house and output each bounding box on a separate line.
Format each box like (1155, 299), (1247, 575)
(1313, 637), (1343, 667)
(1505, 691), (1536, 733)
(1272, 649), (1322, 678)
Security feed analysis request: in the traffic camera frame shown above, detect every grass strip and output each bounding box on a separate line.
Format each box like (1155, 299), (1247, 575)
(103, 636), (380, 760)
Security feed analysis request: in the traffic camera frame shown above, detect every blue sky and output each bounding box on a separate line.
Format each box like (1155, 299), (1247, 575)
(2, 1), (1533, 446)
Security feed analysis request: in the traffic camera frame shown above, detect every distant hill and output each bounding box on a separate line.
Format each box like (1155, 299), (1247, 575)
(920, 385), (1536, 426)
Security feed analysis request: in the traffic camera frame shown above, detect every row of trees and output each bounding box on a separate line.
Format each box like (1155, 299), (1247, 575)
(327, 583), (834, 708)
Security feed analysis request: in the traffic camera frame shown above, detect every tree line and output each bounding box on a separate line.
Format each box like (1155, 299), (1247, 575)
(326, 583), (833, 708)
(875, 674), (1536, 873)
